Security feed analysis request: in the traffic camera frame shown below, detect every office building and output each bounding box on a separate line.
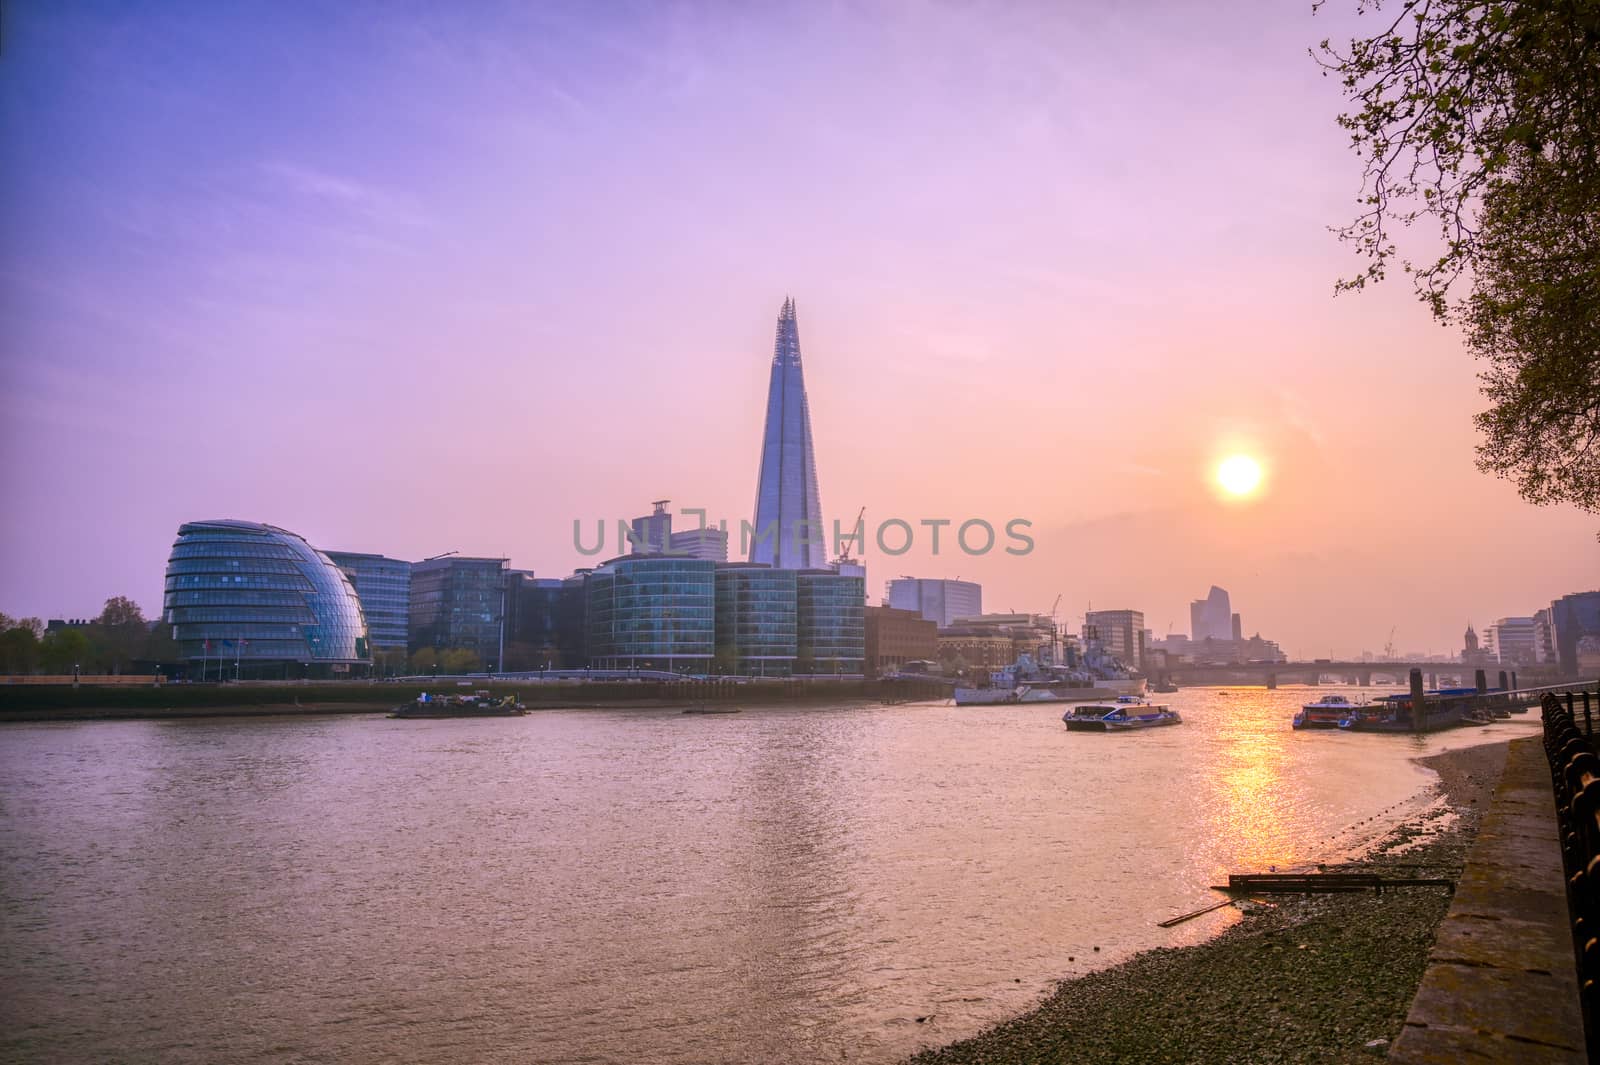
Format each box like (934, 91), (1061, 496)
(1189, 586), (1233, 642)
(506, 572), (587, 669)
(749, 298), (827, 569)
(325, 551), (411, 651)
(586, 556), (716, 672)
(1550, 591), (1600, 677)
(796, 569), (865, 675)
(1084, 609), (1145, 670)
(1485, 616), (1538, 666)
(864, 606), (938, 677)
(409, 556), (508, 665)
(887, 577), (982, 629)
(1533, 608), (1556, 664)
(670, 526), (730, 561)
(163, 519), (370, 677)
(629, 500), (673, 554)
(714, 563), (797, 676)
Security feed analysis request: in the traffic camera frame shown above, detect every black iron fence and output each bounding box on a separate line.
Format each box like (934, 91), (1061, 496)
(1540, 684), (1600, 1061)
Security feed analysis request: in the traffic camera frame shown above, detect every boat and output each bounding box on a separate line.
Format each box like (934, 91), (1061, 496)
(682, 706), (741, 715)
(1293, 694), (1359, 730)
(1063, 700), (1181, 731)
(954, 650), (1147, 707)
(1337, 693), (1466, 733)
(390, 690), (528, 718)
(1151, 681), (1179, 694)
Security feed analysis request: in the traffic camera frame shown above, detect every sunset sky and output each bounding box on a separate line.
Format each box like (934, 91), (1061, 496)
(2, 1), (1595, 658)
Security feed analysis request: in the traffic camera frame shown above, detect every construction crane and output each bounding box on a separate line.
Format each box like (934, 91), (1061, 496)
(422, 550), (459, 562)
(836, 506), (867, 563)
(1383, 627), (1397, 662)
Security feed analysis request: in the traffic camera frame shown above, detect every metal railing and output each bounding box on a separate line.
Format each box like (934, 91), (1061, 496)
(1540, 683), (1600, 1060)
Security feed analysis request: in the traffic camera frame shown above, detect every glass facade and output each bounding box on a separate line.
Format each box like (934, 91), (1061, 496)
(408, 557), (507, 663)
(163, 519), (370, 677)
(506, 573), (588, 668)
(796, 570), (865, 675)
(750, 298), (827, 569)
(714, 564), (796, 676)
(586, 557), (715, 672)
(325, 551), (411, 650)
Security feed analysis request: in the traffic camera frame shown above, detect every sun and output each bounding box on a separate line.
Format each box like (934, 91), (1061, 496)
(1216, 454), (1264, 498)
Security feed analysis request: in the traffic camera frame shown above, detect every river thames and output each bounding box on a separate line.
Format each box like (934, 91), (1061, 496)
(0, 688), (1533, 1064)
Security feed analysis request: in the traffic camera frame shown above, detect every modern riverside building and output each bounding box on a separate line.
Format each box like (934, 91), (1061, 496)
(1485, 616), (1538, 666)
(1550, 591), (1600, 677)
(409, 555), (508, 665)
(864, 606), (937, 677)
(505, 572), (587, 669)
(749, 298), (827, 569)
(714, 563), (797, 676)
(669, 526), (730, 561)
(325, 551), (411, 650)
(796, 570), (865, 675)
(586, 556), (716, 672)
(1083, 609), (1146, 670)
(886, 577), (982, 629)
(163, 519), (370, 678)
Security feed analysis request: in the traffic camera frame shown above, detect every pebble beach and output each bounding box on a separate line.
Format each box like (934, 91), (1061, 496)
(907, 740), (1509, 1065)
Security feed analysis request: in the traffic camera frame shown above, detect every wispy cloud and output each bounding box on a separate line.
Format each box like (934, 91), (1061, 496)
(262, 161), (431, 230)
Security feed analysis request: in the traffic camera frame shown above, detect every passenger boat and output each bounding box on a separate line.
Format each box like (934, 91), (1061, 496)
(1293, 694), (1359, 730)
(1063, 698), (1181, 731)
(390, 690), (528, 718)
(682, 706), (742, 715)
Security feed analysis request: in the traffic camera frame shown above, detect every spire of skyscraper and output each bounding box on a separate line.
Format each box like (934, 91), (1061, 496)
(750, 297), (825, 568)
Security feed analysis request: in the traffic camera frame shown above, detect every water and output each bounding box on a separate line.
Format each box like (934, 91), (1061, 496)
(0, 688), (1533, 1065)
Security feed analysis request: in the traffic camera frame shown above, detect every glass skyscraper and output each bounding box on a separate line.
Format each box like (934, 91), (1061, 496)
(163, 519), (370, 677)
(750, 297), (827, 569)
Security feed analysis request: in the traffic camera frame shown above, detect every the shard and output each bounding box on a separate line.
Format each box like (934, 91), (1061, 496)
(749, 297), (826, 569)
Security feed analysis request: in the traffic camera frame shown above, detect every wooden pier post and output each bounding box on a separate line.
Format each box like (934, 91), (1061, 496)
(1497, 669), (1509, 692)
(1409, 668), (1425, 733)
(1474, 669), (1487, 695)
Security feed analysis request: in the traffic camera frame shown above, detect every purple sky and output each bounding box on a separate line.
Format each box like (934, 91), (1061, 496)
(2, 1), (1595, 657)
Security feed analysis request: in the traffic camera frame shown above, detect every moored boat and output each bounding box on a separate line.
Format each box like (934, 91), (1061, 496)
(390, 690), (527, 718)
(1063, 700), (1181, 731)
(1337, 694), (1466, 733)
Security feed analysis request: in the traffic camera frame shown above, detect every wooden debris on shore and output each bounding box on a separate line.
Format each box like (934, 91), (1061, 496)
(1214, 872), (1455, 895)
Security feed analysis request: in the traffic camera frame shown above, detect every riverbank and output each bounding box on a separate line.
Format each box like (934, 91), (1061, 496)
(907, 740), (1508, 1065)
(0, 677), (948, 722)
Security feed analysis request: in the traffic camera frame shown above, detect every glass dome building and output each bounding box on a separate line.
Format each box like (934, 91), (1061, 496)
(163, 519), (371, 678)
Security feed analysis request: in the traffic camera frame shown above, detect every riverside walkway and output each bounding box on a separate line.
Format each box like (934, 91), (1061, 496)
(1390, 734), (1585, 1063)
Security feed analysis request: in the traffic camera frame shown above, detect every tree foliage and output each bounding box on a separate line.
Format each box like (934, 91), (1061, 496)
(1318, 0), (1600, 511)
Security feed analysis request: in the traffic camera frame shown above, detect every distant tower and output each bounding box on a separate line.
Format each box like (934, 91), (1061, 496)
(749, 297), (826, 569)
(1464, 623), (1479, 655)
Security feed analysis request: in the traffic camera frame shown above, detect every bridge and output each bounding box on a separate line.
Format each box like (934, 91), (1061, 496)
(1164, 660), (1564, 689)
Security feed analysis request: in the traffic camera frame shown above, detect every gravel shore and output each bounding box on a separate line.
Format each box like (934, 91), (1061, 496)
(907, 740), (1511, 1065)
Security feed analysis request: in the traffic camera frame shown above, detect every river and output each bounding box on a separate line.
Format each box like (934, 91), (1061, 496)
(0, 687), (1534, 1064)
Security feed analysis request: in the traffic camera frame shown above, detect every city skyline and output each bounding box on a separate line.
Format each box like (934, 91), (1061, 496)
(1, 2), (1596, 658)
